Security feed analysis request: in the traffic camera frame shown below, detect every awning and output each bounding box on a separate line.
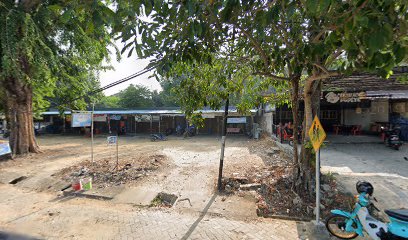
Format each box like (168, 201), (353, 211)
(366, 90), (408, 99)
(42, 108), (257, 116)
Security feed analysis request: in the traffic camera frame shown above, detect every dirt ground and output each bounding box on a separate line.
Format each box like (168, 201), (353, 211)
(0, 135), (267, 220)
(0, 134), (359, 239)
(0, 134), (351, 221)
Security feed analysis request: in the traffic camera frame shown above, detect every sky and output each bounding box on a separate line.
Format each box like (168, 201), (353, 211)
(98, 52), (161, 96)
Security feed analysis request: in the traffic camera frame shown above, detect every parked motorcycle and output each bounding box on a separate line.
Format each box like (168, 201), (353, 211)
(150, 133), (167, 142)
(288, 126), (302, 146)
(183, 125), (196, 138)
(382, 126), (403, 150)
(176, 125), (184, 136)
(326, 181), (408, 240)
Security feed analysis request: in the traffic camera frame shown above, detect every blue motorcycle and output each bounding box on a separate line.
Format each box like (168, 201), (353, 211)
(326, 181), (408, 239)
(150, 133), (167, 142)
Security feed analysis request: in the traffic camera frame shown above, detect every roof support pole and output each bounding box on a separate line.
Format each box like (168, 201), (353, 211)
(158, 115), (161, 133)
(150, 115), (153, 134)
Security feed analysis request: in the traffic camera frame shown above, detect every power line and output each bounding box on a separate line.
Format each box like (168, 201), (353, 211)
(49, 66), (155, 110)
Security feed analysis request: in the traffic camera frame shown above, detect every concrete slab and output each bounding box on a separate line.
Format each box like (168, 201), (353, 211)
(84, 185), (125, 199)
(113, 186), (159, 205)
(297, 221), (371, 240)
(321, 141), (408, 212)
(326, 134), (383, 144)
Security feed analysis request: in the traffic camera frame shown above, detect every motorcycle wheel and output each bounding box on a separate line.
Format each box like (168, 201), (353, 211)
(326, 214), (358, 239)
(394, 145), (400, 150)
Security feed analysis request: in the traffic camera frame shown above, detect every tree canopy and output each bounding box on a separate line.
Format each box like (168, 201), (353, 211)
(0, 0), (130, 154)
(119, 0), (407, 194)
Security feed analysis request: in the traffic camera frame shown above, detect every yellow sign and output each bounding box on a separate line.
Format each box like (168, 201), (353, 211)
(308, 115), (326, 151)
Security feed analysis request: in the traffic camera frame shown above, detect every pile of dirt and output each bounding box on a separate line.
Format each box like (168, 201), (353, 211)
(55, 154), (167, 188)
(248, 138), (288, 166)
(223, 138), (355, 220)
(256, 170), (354, 220)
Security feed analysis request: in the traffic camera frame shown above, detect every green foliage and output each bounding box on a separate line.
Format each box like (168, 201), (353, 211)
(97, 81), (180, 109)
(116, 84), (154, 109)
(168, 58), (265, 120)
(0, 0), (136, 115)
(123, 0), (407, 83)
(96, 95), (120, 109)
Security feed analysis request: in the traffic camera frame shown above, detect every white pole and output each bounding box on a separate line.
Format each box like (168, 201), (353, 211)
(91, 103), (94, 163)
(315, 149), (321, 223)
(116, 134), (119, 170)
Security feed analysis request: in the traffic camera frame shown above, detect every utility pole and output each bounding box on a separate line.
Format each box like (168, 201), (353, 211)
(91, 103), (95, 163)
(217, 97), (229, 192)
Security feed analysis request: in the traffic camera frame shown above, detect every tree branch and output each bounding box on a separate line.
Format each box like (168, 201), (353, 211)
(307, 71), (339, 82)
(325, 49), (343, 66)
(234, 24), (270, 71)
(313, 63), (329, 74)
(255, 72), (290, 81)
(312, 0), (369, 43)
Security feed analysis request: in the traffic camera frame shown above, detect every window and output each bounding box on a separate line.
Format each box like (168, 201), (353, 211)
(321, 110), (338, 119)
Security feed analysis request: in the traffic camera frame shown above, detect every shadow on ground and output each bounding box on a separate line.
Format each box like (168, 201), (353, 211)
(181, 193), (217, 240)
(0, 231), (42, 240)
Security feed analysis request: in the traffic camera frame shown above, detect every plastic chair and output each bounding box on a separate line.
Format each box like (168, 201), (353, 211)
(351, 125), (362, 135)
(333, 125), (340, 135)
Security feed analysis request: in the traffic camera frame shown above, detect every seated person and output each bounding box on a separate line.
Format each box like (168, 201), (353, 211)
(285, 122), (294, 135)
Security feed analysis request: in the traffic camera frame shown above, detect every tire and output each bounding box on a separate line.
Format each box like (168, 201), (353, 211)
(394, 145), (400, 150)
(326, 214), (359, 239)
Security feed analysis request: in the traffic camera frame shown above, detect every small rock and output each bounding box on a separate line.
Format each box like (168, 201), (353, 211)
(321, 184), (331, 192)
(239, 183), (262, 191)
(292, 196), (302, 206)
(221, 197), (226, 202)
(225, 185), (233, 193)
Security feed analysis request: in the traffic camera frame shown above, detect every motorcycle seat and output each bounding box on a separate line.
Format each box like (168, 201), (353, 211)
(385, 209), (408, 222)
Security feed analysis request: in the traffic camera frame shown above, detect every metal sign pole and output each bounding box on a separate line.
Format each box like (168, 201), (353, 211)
(116, 135), (119, 171)
(308, 115), (326, 226)
(316, 148), (321, 223)
(91, 103), (94, 163)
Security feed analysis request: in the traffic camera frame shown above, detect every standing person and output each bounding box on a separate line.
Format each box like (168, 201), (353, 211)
(119, 121), (126, 135)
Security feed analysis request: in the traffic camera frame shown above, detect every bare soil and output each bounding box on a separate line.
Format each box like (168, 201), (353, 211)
(222, 136), (355, 220)
(0, 134), (354, 222)
(55, 153), (168, 188)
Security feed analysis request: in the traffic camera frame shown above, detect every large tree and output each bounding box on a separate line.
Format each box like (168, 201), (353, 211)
(0, 0), (119, 155)
(116, 84), (154, 108)
(121, 0), (407, 195)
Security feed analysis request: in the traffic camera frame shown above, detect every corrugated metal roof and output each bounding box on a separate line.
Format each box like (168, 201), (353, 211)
(324, 71), (408, 92)
(366, 90), (408, 99)
(42, 108), (257, 115)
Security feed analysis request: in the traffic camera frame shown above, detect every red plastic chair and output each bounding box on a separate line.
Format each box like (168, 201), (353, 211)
(351, 125), (362, 135)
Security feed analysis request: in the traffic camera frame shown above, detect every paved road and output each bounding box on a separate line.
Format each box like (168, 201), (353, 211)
(0, 184), (300, 240)
(321, 135), (408, 210)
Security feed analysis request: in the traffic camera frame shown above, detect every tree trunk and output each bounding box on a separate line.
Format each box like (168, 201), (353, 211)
(290, 77), (299, 167)
(293, 78), (320, 197)
(4, 77), (40, 156)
